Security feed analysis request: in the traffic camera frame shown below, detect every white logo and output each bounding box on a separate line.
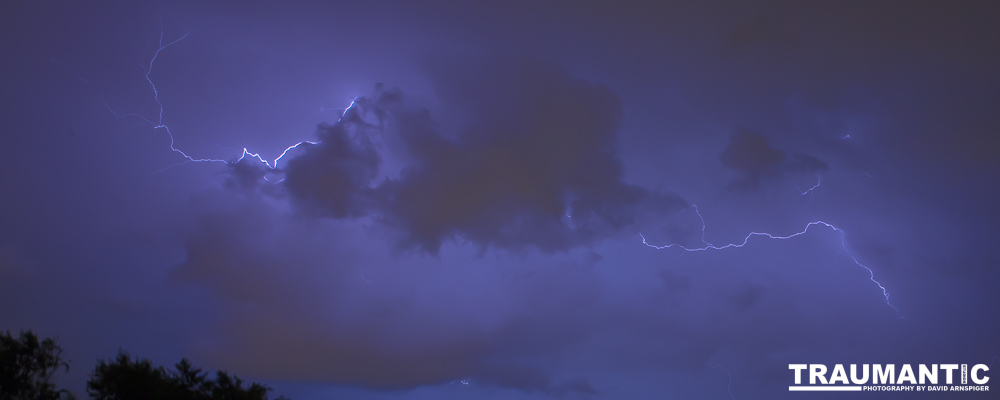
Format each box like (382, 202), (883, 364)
(789, 364), (990, 392)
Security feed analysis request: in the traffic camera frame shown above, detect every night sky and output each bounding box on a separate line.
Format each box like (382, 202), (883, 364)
(2, 1), (999, 399)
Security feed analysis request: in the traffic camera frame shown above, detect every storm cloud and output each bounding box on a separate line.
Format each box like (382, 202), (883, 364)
(274, 57), (686, 253)
(718, 129), (827, 190)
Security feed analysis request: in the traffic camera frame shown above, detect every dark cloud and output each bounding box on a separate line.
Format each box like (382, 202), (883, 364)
(718, 129), (827, 190)
(273, 57), (686, 253)
(283, 122), (381, 218)
(224, 158), (270, 192)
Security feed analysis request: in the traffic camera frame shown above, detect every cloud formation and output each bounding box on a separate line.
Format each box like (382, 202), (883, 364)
(264, 57), (686, 253)
(718, 129), (827, 190)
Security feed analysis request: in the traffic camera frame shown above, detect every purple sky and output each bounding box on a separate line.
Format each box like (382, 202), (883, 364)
(2, 1), (998, 399)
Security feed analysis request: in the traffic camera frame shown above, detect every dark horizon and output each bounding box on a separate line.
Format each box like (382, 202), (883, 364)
(2, 1), (998, 399)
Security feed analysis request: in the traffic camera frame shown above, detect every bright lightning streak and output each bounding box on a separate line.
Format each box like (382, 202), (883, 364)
(105, 31), (361, 176)
(235, 141), (319, 169)
(640, 204), (902, 318)
(118, 31), (902, 319)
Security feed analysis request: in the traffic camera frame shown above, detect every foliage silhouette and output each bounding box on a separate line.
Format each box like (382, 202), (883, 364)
(88, 352), (285, 400)
(0, 330), (289, 400)
(0, 330), (74, 400)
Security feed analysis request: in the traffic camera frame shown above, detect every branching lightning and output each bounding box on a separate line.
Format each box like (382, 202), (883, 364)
(640, 204), (902, 318)
(113, 31), (902, 319)
(104, 31), (357, 176)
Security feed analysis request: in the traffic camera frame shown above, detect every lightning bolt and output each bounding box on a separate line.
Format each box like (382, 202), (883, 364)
(793, 175), (821, 208)
(104, 31), (359, 176)
(640, 204), (902, 318)
(113, 31), (901, 319)
(798, 175), (821, 196)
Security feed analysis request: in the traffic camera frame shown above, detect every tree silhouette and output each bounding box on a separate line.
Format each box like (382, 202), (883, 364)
(1, 331), (288, 400)
(87, 352), (286, 400)
(173, 358), (208, 395)
(0, 330), (74, 400)
(86, 352), (174, 400)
